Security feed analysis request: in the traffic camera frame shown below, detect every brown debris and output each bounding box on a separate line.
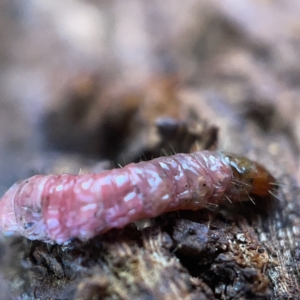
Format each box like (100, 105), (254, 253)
(171, 212), (272, 299)
(22, 201), (277, 300)
(25, 226), (216, 300)
(41, 75), (215, 165)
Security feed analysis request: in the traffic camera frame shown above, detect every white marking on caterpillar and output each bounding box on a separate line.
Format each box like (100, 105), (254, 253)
(0, 151), (276, 244)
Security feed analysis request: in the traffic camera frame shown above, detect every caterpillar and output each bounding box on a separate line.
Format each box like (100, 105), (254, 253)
(0, 151), (276, 244)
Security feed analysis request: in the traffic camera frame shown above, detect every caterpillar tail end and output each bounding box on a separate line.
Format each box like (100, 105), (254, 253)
(0, 187), (19, 236)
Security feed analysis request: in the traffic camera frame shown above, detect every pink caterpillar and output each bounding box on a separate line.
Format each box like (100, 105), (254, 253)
(0, 151), (275, 244)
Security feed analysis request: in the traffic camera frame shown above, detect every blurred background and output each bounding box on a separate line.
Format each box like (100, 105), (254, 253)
(1, 0), (300, 191)
(2, 0), (300, 298)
